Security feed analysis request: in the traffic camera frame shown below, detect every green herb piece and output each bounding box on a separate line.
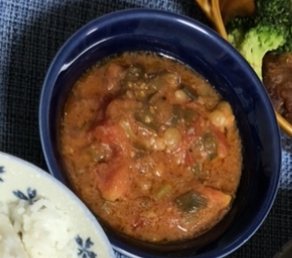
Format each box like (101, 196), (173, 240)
(203, 133), (218, 160)
(182, 86), (197, 101)
(174, 190), (207, 213)
(134, 106), (159, 133)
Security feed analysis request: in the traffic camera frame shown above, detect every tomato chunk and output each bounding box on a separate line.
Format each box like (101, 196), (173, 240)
(92, 124), (131, 201)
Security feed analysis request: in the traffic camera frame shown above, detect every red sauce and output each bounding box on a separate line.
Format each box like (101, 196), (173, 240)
(60, 52), (242, 242)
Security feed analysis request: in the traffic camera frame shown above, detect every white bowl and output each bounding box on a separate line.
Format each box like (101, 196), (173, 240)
(0, 151), (115, 258)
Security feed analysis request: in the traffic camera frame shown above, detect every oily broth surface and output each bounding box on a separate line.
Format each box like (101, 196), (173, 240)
(60, 52), (242, 243)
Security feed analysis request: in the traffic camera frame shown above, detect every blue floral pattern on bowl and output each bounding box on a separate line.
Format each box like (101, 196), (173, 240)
(13, 187), (37, 204)
(10, 186), (98, 258)
(0, 159), (127, 258)
(76, 236), (97, 258)
(0, 152), (115, 258)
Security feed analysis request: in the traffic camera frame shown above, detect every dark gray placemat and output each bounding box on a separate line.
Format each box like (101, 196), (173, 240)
(0, 0), (291, 257)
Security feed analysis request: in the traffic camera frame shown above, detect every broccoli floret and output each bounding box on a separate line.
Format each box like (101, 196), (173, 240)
(228, 17), (252, 49)
(228, 27), (245, 49)
(277, 27), (292, 54)
(226, 0), (292, 80)
(237, 26), (285, 78)
(257, 0), (292, 21)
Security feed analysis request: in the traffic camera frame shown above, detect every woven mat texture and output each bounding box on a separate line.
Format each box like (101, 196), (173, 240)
(0, 0), (291, 257)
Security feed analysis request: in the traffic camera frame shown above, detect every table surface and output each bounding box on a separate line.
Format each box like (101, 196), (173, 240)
(1, 0), (291, 257)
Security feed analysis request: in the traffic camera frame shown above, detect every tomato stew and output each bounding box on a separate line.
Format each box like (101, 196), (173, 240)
(60, 52), (242, 243)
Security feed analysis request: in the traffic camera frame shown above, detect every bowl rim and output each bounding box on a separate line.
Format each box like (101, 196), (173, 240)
(39, 8), (282, 258)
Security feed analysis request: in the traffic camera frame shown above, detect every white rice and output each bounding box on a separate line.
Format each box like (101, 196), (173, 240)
(0, 198), (77, 258)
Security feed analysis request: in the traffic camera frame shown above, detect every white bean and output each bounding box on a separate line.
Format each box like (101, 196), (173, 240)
(208, 101), (235, 131)
(163, 127), (181, 151)
(174, 90), (190, 104)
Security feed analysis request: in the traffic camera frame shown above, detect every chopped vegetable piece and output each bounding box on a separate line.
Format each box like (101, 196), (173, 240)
(183, 108), (197, 125)
(191, 163), (202, 176)
(203, 133), (218, 160)
(132, 142), (147, 153)
(119, 118), (137, 140)
(153, 183), (173, 200)
(172, 105), (182, 126)
(134, 106), (159, 133)
(150, 72), (181, 91)
(92, 124), (131, 201)
(171, 105), (197, 126)
(174, 190), (208, 213)
(182, 86), (197, 101)
(124, 66), (144, 82)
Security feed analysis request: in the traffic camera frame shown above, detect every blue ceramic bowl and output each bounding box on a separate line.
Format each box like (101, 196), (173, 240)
(39, 9), (282, 258)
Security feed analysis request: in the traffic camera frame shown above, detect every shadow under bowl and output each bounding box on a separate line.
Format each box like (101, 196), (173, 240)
(39, 9), (282, 258)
